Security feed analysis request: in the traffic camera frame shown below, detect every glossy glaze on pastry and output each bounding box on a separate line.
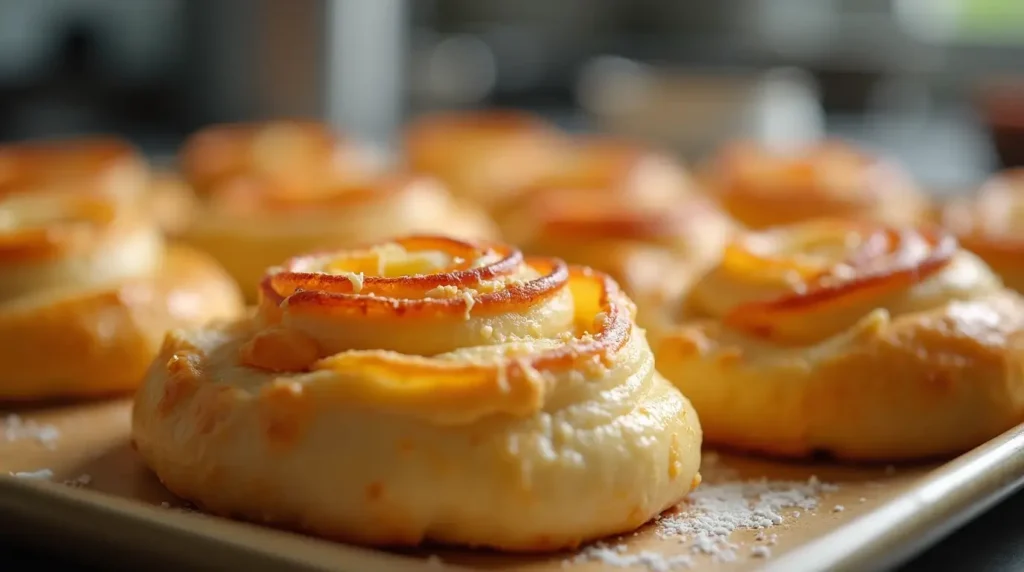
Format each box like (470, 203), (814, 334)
(133, 236), (702, 551)
(653, 219), (1024, 461)
(701, 140), (929, 230)
(0, 139), (245, 400)
(943, 169), (1024, 293)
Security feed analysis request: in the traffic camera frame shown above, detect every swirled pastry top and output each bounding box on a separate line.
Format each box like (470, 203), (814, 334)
(685, 219), (1004, 345)
(0, 137), (148, 205)
(249, 235), (578, 369)
(654, 219), (1024, 460)
(134, 236), (701, 550)
(701, 140), (928, 229)
(179, 120), (380, 197)
(403, 109), (567, 208)
(942, 169), (1024, 290)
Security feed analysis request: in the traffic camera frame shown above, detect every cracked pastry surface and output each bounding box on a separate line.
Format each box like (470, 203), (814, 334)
(943, 169), (1024, 294)
(700, 140), (930, 230)
(132, 236), (702, 551)
(175, 121), (498, 302)
(0, 138), (245, 400)
(652, 218), (1024, 461)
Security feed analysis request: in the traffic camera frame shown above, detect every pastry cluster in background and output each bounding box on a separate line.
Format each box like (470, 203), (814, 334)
(0, 138), (244, 400)
(5, 108), (1024, 552)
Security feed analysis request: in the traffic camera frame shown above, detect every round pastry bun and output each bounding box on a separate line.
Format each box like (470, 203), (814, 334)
(943, 168), (1024, 293)
(0, 136), (149, 206)
(699, 139), (930, 230)
(653, 218), (1024, 461)
(179, 120), (380, 197)
(132, 235), (702, 551)
(0, 139), (245, 400)
(403, 109), (567, 211)
(177, 174), (499, 302)
(494, 136), (698, 231)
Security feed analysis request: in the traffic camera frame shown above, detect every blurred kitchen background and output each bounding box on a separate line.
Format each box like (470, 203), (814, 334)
(0, 0), (1022, 192)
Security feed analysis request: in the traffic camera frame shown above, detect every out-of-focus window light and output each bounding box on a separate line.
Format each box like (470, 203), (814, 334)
(896, 0), (1024, 44)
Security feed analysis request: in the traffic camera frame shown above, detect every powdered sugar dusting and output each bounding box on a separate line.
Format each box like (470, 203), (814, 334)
(655, 474), (839, 561)
(567, 453), (840, 570)
(4, 414), (60, 448)
(9, 468), (53, 480)
(571, 544), (694, 571)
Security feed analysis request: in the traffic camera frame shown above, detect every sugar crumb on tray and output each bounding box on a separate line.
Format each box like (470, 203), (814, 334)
(3, 414), (59, 448)
(9, 468), (53, 480)
(567, 474), (840, 570)
(63, 474), (92, 487)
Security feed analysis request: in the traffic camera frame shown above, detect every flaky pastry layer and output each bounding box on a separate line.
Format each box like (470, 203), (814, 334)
(654, 219), (1024, 461)
(132, 236), (702, 551)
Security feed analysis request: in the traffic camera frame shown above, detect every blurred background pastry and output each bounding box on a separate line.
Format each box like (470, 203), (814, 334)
(505, 185), (733, 329)
(179, 120), (379, 198)
(942, 168), (1024, 293)
(494, 135), (697, 231)
(698, 139), (931, 230)
(0, 136), (244, 400)
(172, 121), (498, 302)
(403, 109), (568, 213)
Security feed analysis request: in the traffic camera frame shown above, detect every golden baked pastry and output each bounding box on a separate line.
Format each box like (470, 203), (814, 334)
(495, 136), (697, 230)
(177, 174), (499, 302)
(943, 169), (1024, 293)
(133, 236), (702, 551)
(700, 140), (929, 230)
(0, 136), (149, 205)
(652, 218), (1024, 461)
(505, 187), (734, 329)
(179, 120), (377, 197)
(0, 154), (245, 400)
(403, 109), (567, 211)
